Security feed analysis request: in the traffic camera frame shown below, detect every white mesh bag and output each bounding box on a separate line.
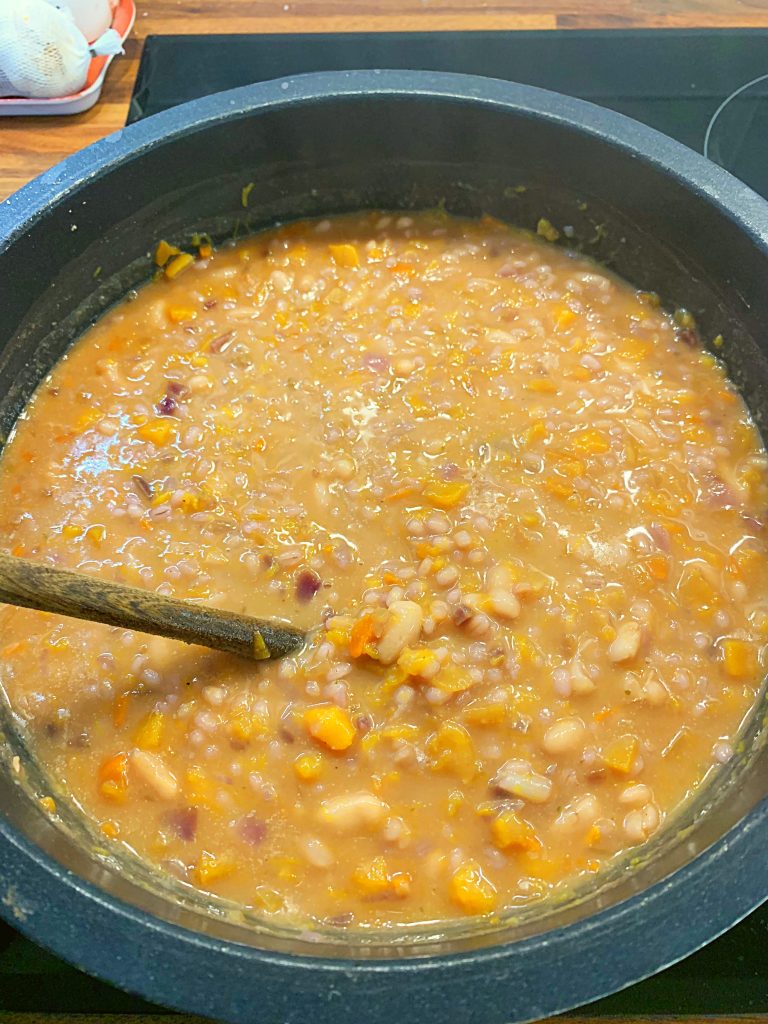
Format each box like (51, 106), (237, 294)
(57, 0), (116, 44)
(0, 0), (122, 99)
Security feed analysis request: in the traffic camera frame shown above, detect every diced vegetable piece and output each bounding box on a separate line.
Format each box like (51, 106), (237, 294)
(679, 567), (719, 614)
(585, 823), (602, 847)
(526, 378), (557, 394)
(427, 720), (476, 782)
(178, 492), (201, 514)
(228, 708), (267, 743)
(447, 789), (464, 816)
(294, 751), (323, 781)
(349, 614), (377, 658)
(422, 480), (469, 509)
(572, 429), (610, 455)
(295, 567), (322, 603)
(352, 855), (411, 897)
(167, 305), (197, 324)
(85, 524), (106, 546)
(646, 555), (669, 581)
(720, 638), (758, 679)
(328, 243), (360, 268)
(326, 626), (351, 649)
(164, 252), (195, 279)
(134, 710), (165, 750)
(397, 646), (439, 678)
(184, 766), (217, 810)
(252, 886), (284, 913)
(304, 705), (356, 751)
(462, 702), (507, 726)
(434, 665), (475, 694)
(536, 218), (559, 242)
(194, 851), (235, 886)
(491, 810), (539, 852)
(449, 860), (497, 914)
(554, 307), (576, 330)
(603, 735), (638, 774)
(520, 851), (566, 881)
(98, 752), (129, 802)
(154, 239), (180, 266)
(137, 419), (173, 446)
(75, 408), (101, 432)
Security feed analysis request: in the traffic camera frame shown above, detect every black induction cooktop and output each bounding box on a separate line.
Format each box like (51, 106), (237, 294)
(2, 27), (767, 1019)
(126, 29), (768, 200)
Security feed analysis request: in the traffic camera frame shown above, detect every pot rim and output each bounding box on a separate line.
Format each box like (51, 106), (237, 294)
(3, 68), (768, 248)
(1, 69), (767, 1024)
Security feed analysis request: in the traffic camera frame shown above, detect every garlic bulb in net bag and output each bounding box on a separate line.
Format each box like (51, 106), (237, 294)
(0, 0), (123, 99)
(56, 0), (114, 44)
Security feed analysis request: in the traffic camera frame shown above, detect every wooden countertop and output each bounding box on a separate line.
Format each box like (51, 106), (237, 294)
(2, 0), (768, 202)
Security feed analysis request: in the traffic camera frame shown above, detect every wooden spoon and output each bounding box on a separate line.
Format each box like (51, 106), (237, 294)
(0, 550), (304, 661)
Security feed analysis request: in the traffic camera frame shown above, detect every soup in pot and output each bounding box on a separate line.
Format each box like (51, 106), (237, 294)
(1, 211), (766, 927)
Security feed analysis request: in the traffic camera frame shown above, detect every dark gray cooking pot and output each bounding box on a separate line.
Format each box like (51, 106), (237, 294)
(0, 71), (767, 1024)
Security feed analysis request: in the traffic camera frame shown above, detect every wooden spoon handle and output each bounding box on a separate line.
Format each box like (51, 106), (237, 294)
(0, 550), (304, 661)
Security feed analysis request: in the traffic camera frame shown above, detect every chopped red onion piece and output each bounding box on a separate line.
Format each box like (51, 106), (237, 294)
(167, 806), (198, 842)
(238, 812), (267, 846)
(296, 568), (322, 603)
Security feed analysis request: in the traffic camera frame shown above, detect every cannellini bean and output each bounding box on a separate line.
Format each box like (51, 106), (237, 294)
(318, 791), (389, 832)
(542, 716), (587, 754)
(485, 589), (521, 620)
(493, 760), (553, 803)
(643, 676), (668, 706)
(435, 566), (460, 588)
(570, 661), (596, 695)
(375, 600), (423, 664)
(623, 802), (660, 842)
(131, 749), (178, 801)
(608, 620), (642, 663)
(486, 564), (515, 591)
(301, 836), (335, 868)
(487, 561), (524, 614)
(554, 793), (600, 830)
(619, 783), (652, 806)
(466, 613), (491, 637)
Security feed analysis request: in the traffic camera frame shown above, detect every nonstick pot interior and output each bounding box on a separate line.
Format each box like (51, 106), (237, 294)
(0, 71), (767, 1024)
